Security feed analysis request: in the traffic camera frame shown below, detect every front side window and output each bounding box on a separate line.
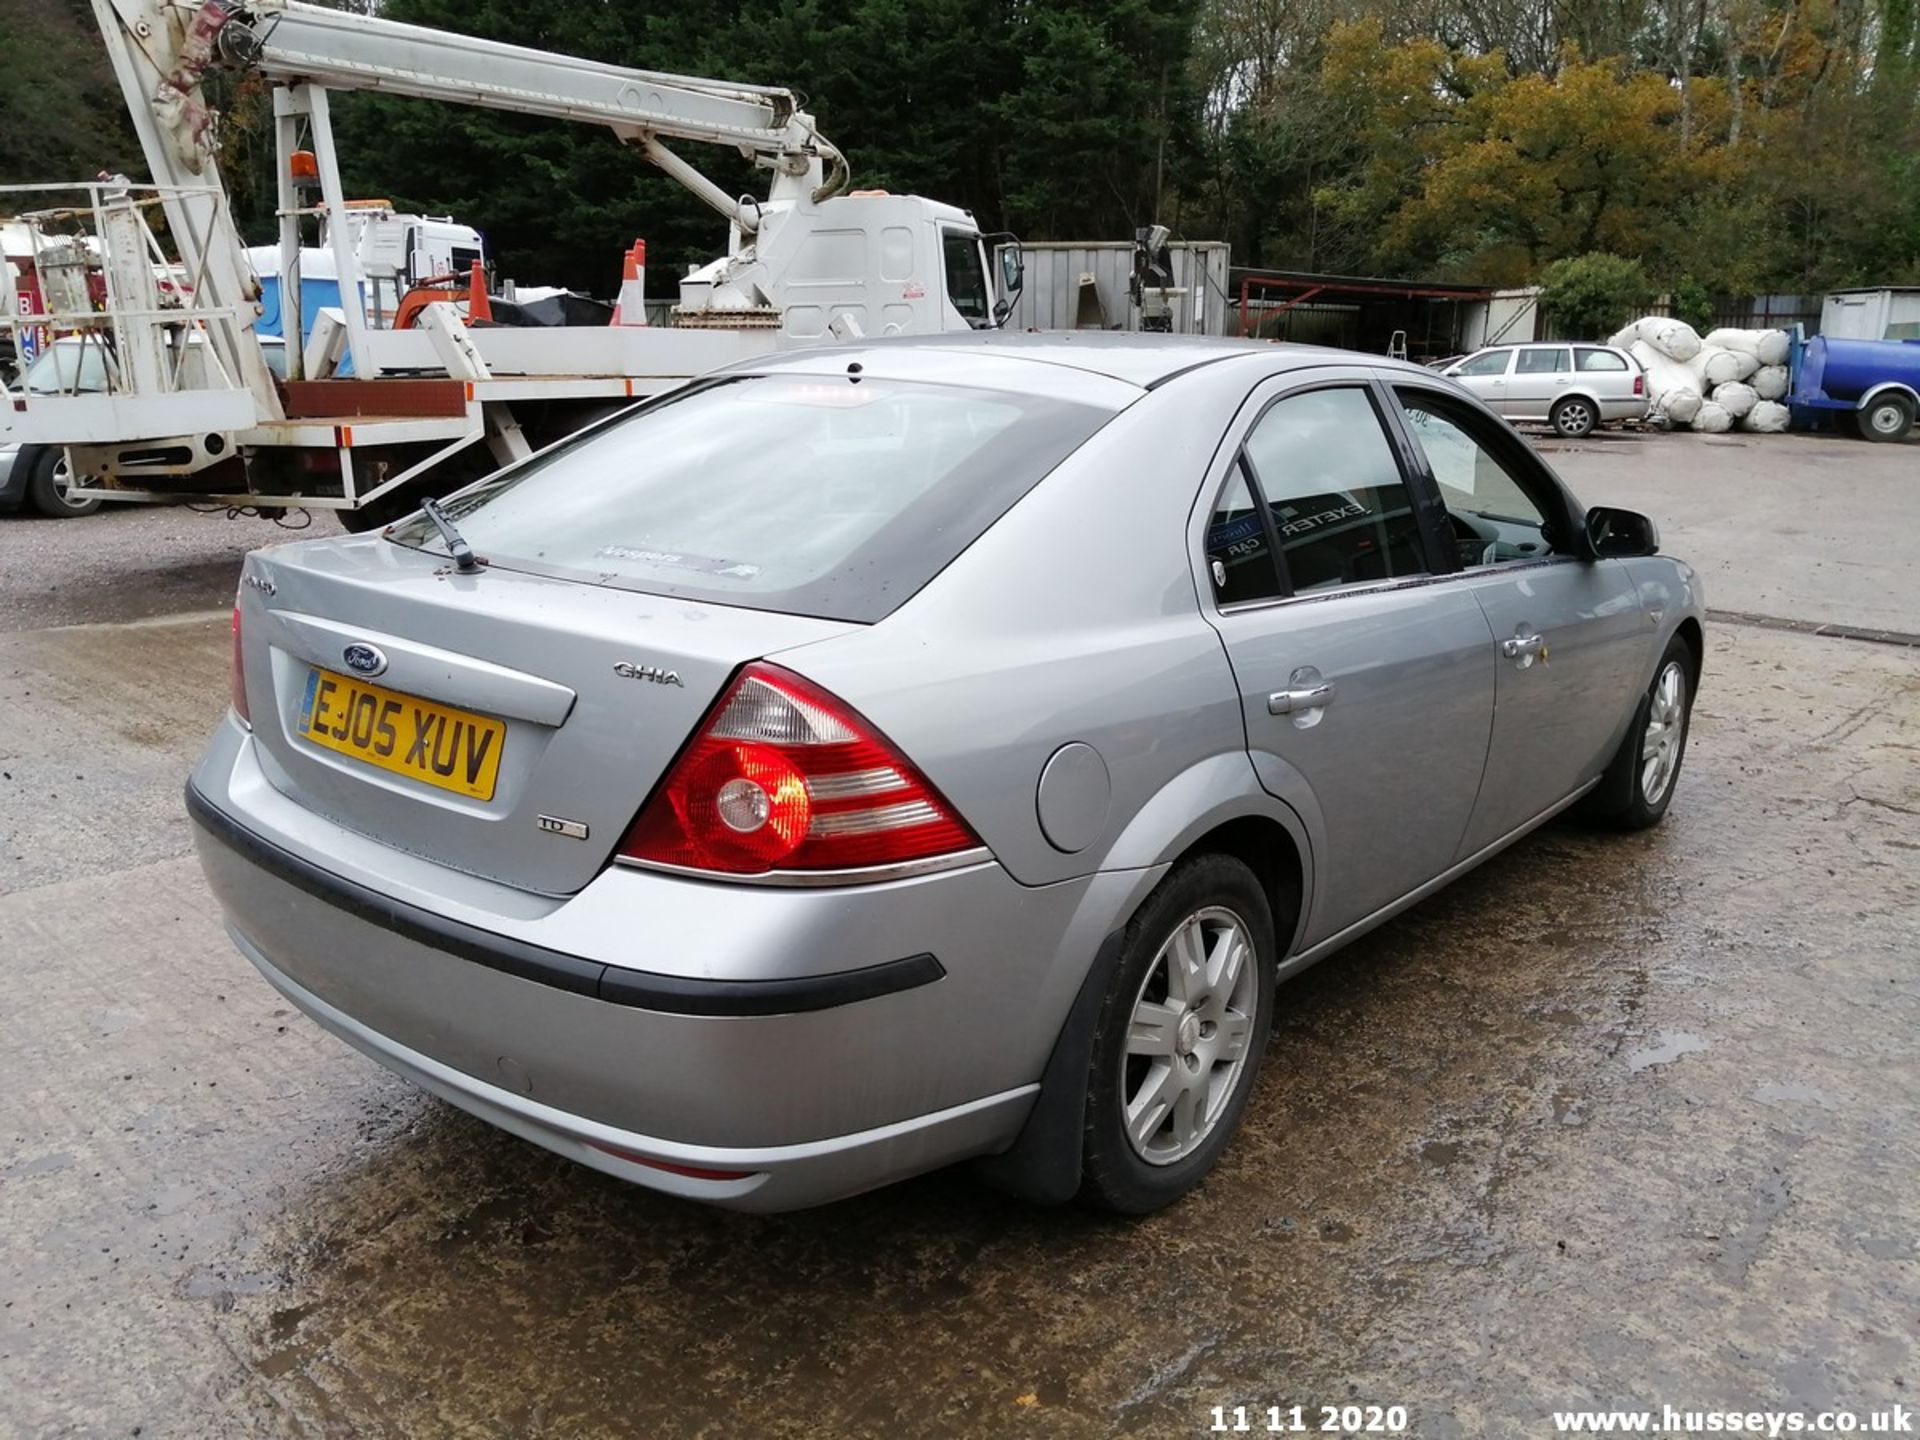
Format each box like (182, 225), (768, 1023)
(1576, 348), (1630, 372)
(1455, 349), (1512, 378)
(1242, 387), (1428, 593)
(941, 231), (991, 328)
(1396, 391), (1561, 568)
(1515, 347), (1569, 375)
(387, 375), (1114, 623)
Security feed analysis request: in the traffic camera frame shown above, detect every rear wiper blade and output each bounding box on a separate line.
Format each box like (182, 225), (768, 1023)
(419, 497), (479, 573)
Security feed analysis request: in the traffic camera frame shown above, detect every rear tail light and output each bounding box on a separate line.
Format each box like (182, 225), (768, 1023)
(1633, 371), (1645, 396)
(618, 662), (982, 879)
(230, 603), (251, 726)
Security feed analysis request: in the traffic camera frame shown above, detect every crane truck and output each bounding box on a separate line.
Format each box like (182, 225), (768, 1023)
(0, 0), (1024, 525)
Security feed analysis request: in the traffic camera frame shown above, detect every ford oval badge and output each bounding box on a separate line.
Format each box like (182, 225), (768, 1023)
(342, 643), (387, 678)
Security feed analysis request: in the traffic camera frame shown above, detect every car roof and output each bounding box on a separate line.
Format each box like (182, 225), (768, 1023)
(1484, 340), (1623, 350)
(748, 331), (1416, 392)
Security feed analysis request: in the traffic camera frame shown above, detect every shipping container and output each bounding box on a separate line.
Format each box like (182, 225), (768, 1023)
(995, 242), (1230, 336)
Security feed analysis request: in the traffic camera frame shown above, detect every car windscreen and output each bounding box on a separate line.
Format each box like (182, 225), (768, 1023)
(387, 373), (1120, 623)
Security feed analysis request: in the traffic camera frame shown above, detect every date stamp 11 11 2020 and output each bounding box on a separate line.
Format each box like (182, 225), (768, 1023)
(1210, 1404), (1412, 1434)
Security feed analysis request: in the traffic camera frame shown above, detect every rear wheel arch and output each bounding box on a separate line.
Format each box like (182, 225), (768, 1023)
(975, 789), (1310, 1206)
(1167, 814), (1306, 959)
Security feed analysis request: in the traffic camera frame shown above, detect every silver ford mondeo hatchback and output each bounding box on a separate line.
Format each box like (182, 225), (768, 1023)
(189, 333), (1703, 1214)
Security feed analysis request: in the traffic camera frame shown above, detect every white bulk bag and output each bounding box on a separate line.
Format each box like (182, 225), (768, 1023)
(1611, 316), (1703, 362)
(1692, 401), (1734, 433)
(1693, 347), (1756, 386)
(1751, 364), (1789, 400)
(1743, 400), (1791, 432)
(1628, 340), (1700, 408)
(1664, 387), (1704, 425)
(1712, 381), (1758, 418)
(1704, 327), (1790, 367)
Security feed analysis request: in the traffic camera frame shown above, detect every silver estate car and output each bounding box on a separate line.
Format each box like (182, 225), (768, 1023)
(1443, 341), (1649, 438)
(189, 333), (1703, 1214)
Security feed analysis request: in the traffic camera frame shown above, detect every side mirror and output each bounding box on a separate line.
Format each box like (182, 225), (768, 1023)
(998, 244), (1025, 304)
(1585, 505), (1660, 558)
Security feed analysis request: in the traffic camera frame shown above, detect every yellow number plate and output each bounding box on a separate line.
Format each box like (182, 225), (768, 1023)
(298, 667), (505, 801)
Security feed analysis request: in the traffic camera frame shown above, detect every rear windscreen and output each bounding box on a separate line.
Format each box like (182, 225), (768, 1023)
(388, 374), (1118, 622)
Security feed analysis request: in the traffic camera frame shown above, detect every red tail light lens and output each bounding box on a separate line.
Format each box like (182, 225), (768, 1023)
(618, 663), (982, 878)
(1633, 371), (1645, 396)
(230, 603), (251, 725)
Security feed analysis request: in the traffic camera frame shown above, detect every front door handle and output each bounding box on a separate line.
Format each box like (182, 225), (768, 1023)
(1269, 681), (1336, 715)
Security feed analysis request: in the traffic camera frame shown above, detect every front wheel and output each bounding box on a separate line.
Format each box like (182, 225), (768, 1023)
(1581, 636), (1695, 830)
(1551, 395), (1597, 439)
(1858, 394), (1914, 443)
(23, 446), (102, 518)
(1078, 855), (1276, 1214)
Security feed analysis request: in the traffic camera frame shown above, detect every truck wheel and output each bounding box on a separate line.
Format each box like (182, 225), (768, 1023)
(1858, 394), (1914, 443)
(23, 447), (102, 518)
(1550, 396), (1597, 439)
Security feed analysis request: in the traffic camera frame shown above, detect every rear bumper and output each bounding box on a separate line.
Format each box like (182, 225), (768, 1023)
(1596, 396), (1650, 422)
(233, 930), (1035, 1211)
(188, 720), (1148, 1210)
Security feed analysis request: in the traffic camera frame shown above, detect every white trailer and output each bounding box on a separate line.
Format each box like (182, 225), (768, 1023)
(2, 0), (1024, 523)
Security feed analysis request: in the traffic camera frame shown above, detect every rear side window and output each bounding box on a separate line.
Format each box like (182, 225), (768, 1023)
(1515, 347), (1569, 374)
(1206, 462), (1282, 605)
(1576, 348), (1629, 372)
(1241, 387), (1428, 593)
(390, 375), (1115, 623)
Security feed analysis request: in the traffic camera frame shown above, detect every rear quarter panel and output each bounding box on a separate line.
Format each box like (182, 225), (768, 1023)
(781, 353), (1297, 894)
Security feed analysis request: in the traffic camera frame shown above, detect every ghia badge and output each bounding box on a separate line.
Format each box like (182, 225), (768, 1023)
(342, 643), (388, 678)
(613, 661), (683, 687)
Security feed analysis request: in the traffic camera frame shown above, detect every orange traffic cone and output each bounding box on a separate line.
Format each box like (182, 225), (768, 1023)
(466, 261), (493, 324)
(612, 239), (647, 326)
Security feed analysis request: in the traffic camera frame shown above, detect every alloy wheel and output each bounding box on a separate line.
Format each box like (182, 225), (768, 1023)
(1556, 400), (1595, 437)
(1640, 660), (1687, 805)
(1121, 906), (1259, 1166)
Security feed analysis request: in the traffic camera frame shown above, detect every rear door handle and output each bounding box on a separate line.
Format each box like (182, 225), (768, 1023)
(1501, 632), (1547, 660)
(1269, 681), (1336, 715)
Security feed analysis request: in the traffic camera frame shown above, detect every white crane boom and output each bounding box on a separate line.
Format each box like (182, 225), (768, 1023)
(5, 0), (1018, 518)
(224, 1), (849, 220)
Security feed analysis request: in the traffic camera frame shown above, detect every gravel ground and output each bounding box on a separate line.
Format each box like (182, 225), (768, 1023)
(0, 504), (340, 633)
(1, 430), (1917, 1439)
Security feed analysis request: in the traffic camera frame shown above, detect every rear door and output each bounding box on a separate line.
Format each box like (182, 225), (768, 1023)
(1199, 369), (1496, 945)
(1385, 383), (1649, 856)
(1507, 346), (1570, 418)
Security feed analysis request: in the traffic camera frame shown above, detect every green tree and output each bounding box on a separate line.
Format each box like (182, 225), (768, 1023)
(0, 0), (139, 184)
(1539, 252), (1652, 338)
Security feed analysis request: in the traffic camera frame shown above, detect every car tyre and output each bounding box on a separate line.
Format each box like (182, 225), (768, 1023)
(1580, 634), (1696, 831)
(1550, 396), (1597, 439)
(23, 446), (102, 518)
(1858, 393), (1914, 443)
(1078, 854), (1276, 1214)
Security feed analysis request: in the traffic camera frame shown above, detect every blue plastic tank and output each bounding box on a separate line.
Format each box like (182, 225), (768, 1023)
(1797, 334), (1920, 404)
